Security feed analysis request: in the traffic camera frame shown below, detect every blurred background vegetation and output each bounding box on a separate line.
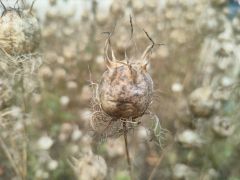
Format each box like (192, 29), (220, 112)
(0, 0), (240, 179)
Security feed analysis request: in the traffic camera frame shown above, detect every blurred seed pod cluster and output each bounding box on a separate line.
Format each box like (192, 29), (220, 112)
(0, 1), (42, 179)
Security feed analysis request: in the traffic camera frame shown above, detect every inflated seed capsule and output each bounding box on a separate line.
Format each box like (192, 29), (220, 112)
(0, 1), (41, 55)
(97, 34), (155, 119)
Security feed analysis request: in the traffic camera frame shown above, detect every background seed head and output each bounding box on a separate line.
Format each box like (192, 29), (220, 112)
(0, 9), (41, 55)
(71, 152), (107, 180)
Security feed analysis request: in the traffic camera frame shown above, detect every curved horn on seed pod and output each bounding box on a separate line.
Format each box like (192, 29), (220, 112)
(141, 29), (164, 71)
(14, 0), (21, 9)
(103, 32), (127, 69)
(29, 0), (36, 14)
(0, 0), (6, 12)
(111, 49), (117, 62)
(141, 44), (154, 71)
(104, 34), (114, 68)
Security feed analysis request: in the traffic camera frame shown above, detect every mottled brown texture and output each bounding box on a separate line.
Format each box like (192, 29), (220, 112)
(0, 10), (41, 55)
(98, 63), (153, 119)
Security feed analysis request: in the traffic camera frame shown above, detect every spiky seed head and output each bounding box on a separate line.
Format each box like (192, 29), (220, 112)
(98, 47), (153, 119)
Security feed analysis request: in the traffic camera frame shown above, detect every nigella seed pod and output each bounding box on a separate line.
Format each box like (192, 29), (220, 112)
(188, 86), (214, 117)
(97, 33), (156, 119)
(0, 2), (41, 55)
(99, 62), (153, 119)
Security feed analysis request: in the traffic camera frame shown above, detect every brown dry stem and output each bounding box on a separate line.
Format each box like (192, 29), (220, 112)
(123, 121), (134, 180)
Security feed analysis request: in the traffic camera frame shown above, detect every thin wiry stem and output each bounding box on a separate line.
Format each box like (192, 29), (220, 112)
(123, 121), (134, 180)
(19, 62), (27, 180)
(147, 143), (173, 180)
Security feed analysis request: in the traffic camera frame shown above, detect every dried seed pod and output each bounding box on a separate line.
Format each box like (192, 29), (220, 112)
(173, 163), (198, 179)
(98, 63), (153, 118)
(70, 151), (107, 180)
(177, 129), (203, 148)
(110, 0), (124, 17)
(97, 34), (155, 119)
(188, 86), (214, 117)
(0, 3), (41, 55)
(212, 116), (235, 137)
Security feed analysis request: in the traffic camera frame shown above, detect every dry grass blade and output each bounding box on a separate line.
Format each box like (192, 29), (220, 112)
(0, 115), (28, 180)
(0, 134), (22, 178)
